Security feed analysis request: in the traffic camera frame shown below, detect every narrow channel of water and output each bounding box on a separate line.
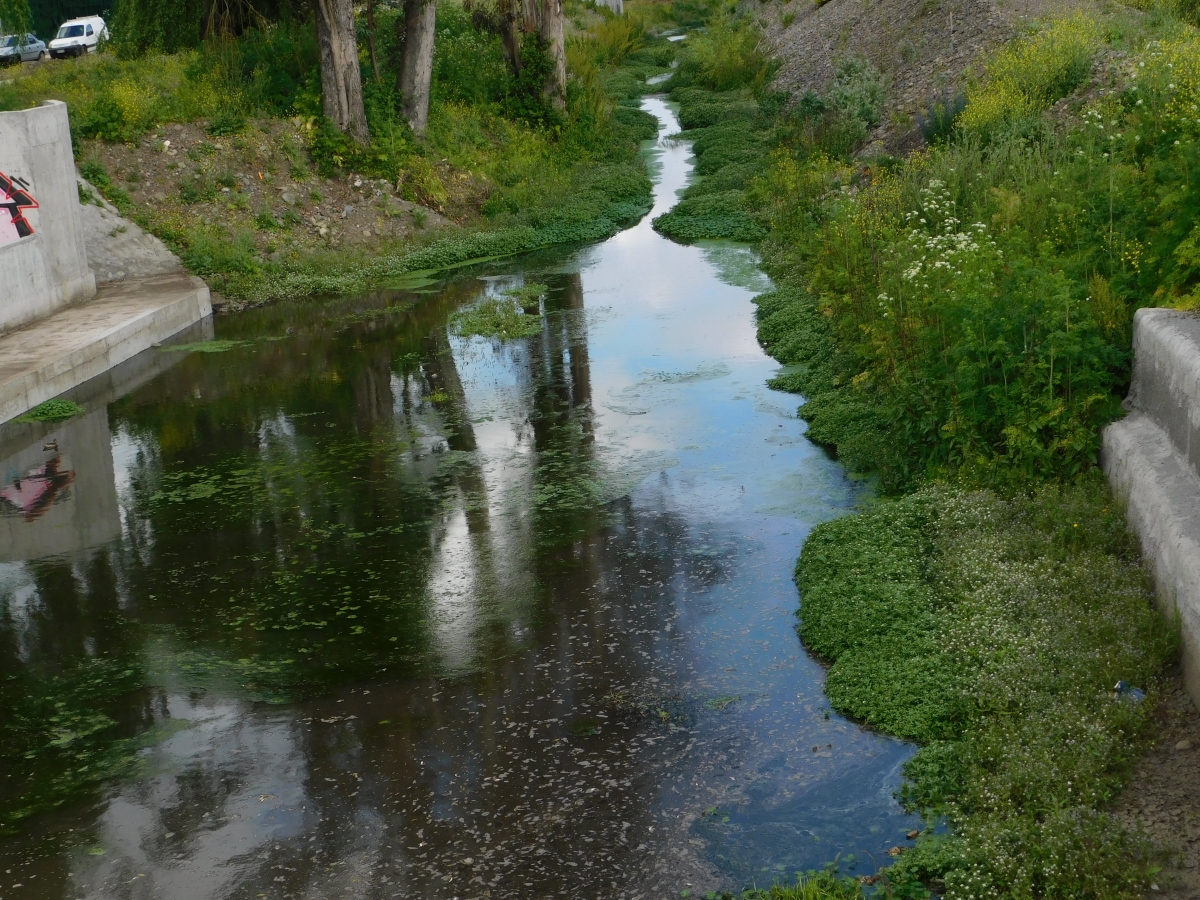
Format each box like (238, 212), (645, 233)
(0, 97), (918, 899)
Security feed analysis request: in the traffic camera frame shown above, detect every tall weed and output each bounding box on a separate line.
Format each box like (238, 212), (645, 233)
(674, 15), (775, 92)
(958, 15), (1104, 139)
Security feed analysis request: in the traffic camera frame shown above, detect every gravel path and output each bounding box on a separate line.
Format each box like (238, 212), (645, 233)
(1113, 673), (1200, 897)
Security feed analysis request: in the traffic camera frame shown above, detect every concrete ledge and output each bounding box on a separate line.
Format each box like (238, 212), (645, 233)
(1103, 411), (1200, 706)
(1127, 308), (1200, 483)
(0, 273), (211, 424)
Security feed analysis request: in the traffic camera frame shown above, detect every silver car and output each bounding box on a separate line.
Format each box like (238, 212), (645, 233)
(0, 34), (48, 64)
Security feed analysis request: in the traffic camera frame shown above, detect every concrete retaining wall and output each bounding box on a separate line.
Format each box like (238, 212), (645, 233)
(1102, 308), (1200, 706)
(0, 100), (96, 332)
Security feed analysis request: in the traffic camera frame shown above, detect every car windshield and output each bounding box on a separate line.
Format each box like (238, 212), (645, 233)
(56, 24), (85, 38)
(0, 36), (14, 47)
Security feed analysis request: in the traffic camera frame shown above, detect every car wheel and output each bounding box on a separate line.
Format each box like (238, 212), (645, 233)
(38, 50), (46, 60)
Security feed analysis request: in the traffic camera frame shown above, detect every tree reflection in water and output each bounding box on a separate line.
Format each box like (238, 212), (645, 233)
(0, 98), (920, 898)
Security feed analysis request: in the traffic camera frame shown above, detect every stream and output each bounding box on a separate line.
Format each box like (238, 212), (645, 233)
(0, 96), (918, 899)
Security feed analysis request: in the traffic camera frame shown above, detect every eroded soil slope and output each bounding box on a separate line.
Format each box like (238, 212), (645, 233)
(758, 0), (1095, 149)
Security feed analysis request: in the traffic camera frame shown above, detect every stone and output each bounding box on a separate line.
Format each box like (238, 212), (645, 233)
(1177, 739), (1195, 751)
(281, 191), (298, 206)
(0, 274), (211, 424)
(342, 205), (354, 219)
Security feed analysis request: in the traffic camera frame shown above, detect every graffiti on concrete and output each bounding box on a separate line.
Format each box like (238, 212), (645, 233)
(0, 171), (38, 247)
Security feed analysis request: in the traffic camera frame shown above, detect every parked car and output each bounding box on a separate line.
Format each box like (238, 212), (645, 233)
(0, 34), (47, 64)
(48, 16), (107, 58)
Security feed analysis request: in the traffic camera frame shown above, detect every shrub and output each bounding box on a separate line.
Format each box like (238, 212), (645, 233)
(674, 15), (776, 92)
(958, 15), (1104, 139)
(826, 55), (887, 128)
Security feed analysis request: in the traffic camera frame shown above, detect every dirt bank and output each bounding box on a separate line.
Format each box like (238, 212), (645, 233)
(758, 0), (1095, 150)
(1113, 674), (1200, 897)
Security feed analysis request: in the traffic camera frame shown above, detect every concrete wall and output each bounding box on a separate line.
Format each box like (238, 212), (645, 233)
(1102, 308), (1200, 707)
(0, 315), (212, 560)
(0, 100), (96, 333)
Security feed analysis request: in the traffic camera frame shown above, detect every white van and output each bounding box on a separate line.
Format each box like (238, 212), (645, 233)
(49, 16), (107, 58)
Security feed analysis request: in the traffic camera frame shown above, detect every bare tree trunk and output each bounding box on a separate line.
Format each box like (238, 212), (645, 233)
(539, 0), (565, 111)
(315, 0), (370, 144)
(520, 0), (538, 32)
(499, 19), (521, 76)
(366, 0), (381, 81)
(397, 0), (437, 136)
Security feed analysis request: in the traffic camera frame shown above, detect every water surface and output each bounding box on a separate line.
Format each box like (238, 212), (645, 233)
(0, 97), (918, 899)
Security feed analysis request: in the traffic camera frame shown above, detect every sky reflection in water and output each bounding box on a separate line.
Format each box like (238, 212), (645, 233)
(0, 97), (918, 899)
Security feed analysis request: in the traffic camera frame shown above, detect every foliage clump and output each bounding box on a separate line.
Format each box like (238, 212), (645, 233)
(451, 294), (543, 340)
(17, 399), (85, 422)
(797, 482), (1174, 897)
(756, 18), (1200, 490)
(958, 15), (1104, 139)
(674, 14), (777, 92)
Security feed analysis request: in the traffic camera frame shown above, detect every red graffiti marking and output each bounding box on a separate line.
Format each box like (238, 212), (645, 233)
(0, 171), (38, 240)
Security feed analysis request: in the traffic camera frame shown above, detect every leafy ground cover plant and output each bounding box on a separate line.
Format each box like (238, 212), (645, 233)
(797, 481), (1174, 896)
(16, 399), (85, 422)
(450, 293), (544, 339)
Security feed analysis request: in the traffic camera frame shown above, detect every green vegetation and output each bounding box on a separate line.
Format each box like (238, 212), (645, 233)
(16, 399), (85, 422)
(687, 867), (864, 899)
(760, 17), (1200, 490)
(799, 483), (1173, 896)
(0, 2), (675, 302)
(647, 7), (1200, 897)
(161, 339), (254, 352)
(450, 293), (543, 339)
(651, 16), (776, 244)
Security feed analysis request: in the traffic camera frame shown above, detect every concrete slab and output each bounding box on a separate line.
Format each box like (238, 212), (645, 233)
(0, 315), (211, 560)
(1104, 411), (1200, 707)
(0, 273), (211, 424)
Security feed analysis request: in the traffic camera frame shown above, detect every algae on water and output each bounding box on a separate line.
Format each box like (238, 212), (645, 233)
(161, 340), (254, 354)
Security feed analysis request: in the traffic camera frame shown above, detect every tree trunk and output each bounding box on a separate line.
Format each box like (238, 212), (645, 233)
(538, 0), (566, 111)
(366, 0), (381, 81)
(520, 0), (539, 32)
(397, 0), (437, 136)
(499, 19), (521, 77)
(315, 0), (370, 144)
